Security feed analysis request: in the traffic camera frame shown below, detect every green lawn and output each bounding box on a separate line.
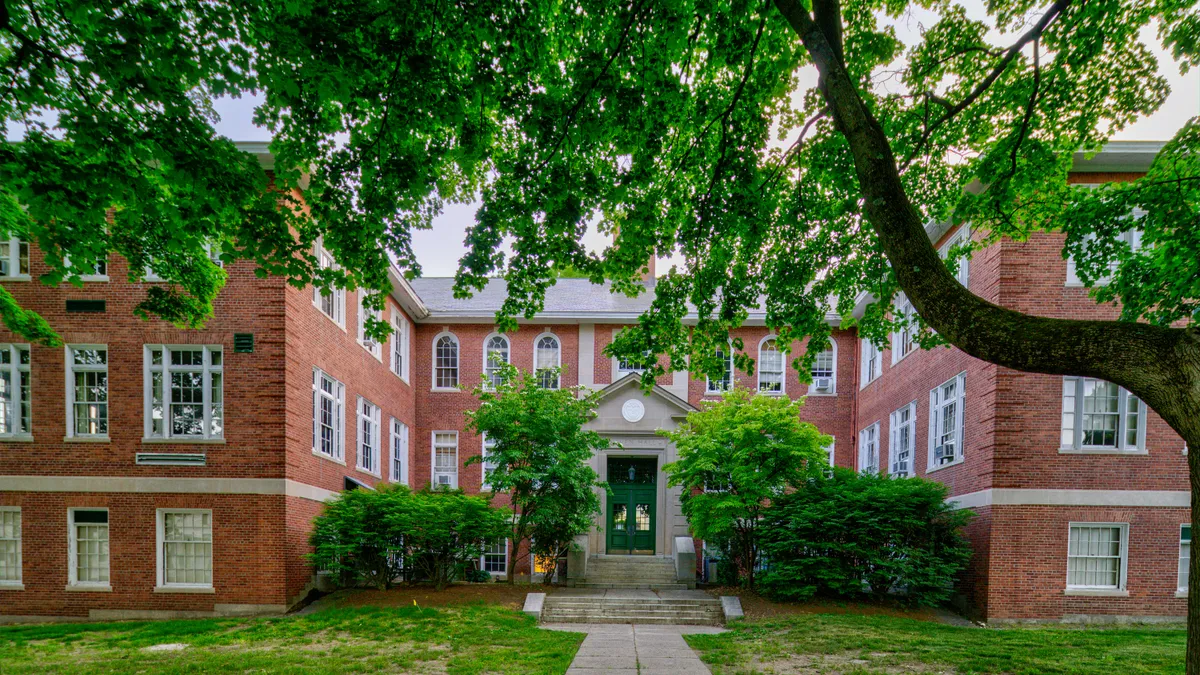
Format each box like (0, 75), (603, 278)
(0, 603), (584, 674)
(687, 613), (1185, 674)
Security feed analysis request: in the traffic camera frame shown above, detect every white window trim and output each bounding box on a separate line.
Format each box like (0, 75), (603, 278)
(858, 422), (880, 474)
(891, 297), (916, 365)
(611, 328), (649, 379)
(483, 333), (511, 391)
(808, 340), (837, 396)
(65, 255), (109, 282)
(940, 225), (971, 288)
(859, 339), (882, 389)
(0, 506), (21, 588)
(927, 372), (966, 473)
(825, 439), (836, 468)
(480, 538), (509, 578)
(1065, 196), (1144, 287)
(390, 310), (411, 383)
(312, 238), (346, 329)
(155, 508), (214, 592)
(312, 367), (346, 464)
(889, 401), (918, 478)
(1179, 523), (1191, 596)
(0, 237), (30, 280)
(142, 345), (224, 442)
(481, 434), (500, 491)
(64, 344), (109, 440)
(390, 418), (409, 485)
(1064, 522), (1130, 595)
(0, 344), (31, 440)
(431, 332), (460, 392)
(705, 342), (735, 395)
(533, 332), (562, 390)
(356, 396), (382, 478)
(357, 293), (383, 361)
(756, 335), (786, 396)
(431, 431), (458, 489)
(1059, 377), (1147, 454)
(67, 507), (110, 590)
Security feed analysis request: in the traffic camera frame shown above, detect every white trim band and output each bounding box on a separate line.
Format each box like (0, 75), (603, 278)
(0, 476), (338, 503)
(950, 488), (1190, 510)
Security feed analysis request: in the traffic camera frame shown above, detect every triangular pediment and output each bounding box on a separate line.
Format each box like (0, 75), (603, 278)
(590, 373), (696, 426)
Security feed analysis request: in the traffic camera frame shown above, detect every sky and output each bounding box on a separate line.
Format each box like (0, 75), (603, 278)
(210, 11), (1198, 277)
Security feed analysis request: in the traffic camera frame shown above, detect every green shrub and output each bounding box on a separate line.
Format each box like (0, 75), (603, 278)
(464, 568), (493, 583)
(309, 486), (511, 590)
(758, 468), (973, 606)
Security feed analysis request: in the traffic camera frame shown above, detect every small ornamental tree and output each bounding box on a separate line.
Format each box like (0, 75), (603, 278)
(466, 363), (607, 585)
(758, 468), (973, 606)
(662, 389), (829, 587)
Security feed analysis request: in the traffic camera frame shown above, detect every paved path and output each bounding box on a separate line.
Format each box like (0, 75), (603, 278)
(543, 623), (724, 674)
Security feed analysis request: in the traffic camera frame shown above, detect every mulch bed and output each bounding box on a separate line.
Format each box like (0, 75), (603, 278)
(701, 586), (939, 622)
(335, 582), (556, 611)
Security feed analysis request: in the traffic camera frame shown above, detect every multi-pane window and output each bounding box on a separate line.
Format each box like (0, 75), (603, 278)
(810, 345), (835, 395)
(481, 539), (507, 574)
(482, 435), (499, 490)
(312, 241), (345, 325)
(145, 346), (223, 440)
(859, 339), (881, 388)
(889, 402), (916, 478)
(0, 238), (29, 278)
(0, 344), (30, 438)
(858, 423), (879, 474)
(159, 510), (213, 588)
(433, 432), (458, 488)
(929, 372), (966, 469)
(758, 339), (784, 394)
(892, 300), (916, 363)
(390, 419), (409, 484)
(484, 335), (510, 389)
(357, 397), (381, 476)
(706, 346), (733, 394)
(0, 508), (20, 585)
(434, 334), (459, 389)
(1180, 525), (1191, 593)
(69, 509), (109, 586)
(535, 335), (561, 389)
(312, 368), (345, 461)
(391, 311), (410, 382)
(357, 294), (382, 359)
(1061, 377), (1145, 451)
(1066, 524), (1127, 590)
(1066, 221), (1143, 286)
(825, 440), (836, 468)
(66, 346), (108, 438)
(940, 226), (970, 288)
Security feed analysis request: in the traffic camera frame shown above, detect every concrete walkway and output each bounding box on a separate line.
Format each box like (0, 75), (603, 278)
(543, 623), (724, 674)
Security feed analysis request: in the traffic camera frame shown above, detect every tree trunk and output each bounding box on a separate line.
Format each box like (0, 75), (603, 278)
(771, 0), (1200, 670)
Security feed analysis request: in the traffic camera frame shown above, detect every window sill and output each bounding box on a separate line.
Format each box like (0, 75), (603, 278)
(154, 585), (215, 594)
(1059, 447), (1148, 456)
(64, 435), (110, 443)
(312, 450), (347, 466)
(0, 275), (32, 282)
(65, 584), (112, 592)
(358, 343), (383, 361)
(1177, 590), (1188, 599)
(142, 437), (226, 445)
(0, 582), (24, 591)
(756, 389), (785, 397)
(430, 387), (461, 393)
(356, 467), (381, 479)
(1064, 588), (1129, 597)
(77, 276), (110, 283)
(926, 458), (964, 474)
(0, 435), (33, 443)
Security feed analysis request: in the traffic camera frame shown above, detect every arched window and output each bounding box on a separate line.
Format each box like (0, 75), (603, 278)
(758, 338), (784, 394)
(484, 334), (510, 389)
(434, 334), (459, 389)
(534, 334), (561, 389)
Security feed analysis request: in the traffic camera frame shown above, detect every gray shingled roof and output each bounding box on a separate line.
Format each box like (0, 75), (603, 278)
(408, 277), (664, 317)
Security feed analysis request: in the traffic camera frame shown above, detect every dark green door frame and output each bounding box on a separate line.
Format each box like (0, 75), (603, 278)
(606, 457), (657, 555)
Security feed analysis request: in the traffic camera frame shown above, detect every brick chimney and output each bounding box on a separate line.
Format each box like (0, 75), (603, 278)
(642, 257), (656, 285)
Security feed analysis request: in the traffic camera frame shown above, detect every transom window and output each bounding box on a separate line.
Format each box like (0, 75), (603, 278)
(758, 339), (784, 394)
(0, 344), (30, 438)
(357, 397), (381, 476)
(535, 335), (561, 389)
(434, 334), (459, 389)
(391, 310), (410, 382)
(391, 418), (409, 484)
(1180, 525), (1191, 593)
(312, 368), (345, 461)
(705, 346), (733, 394)
(159, 510), (213, 588)
(1061, 377), (1145, 451)
(145, 345), (224, 440)
(67, 346), (108, 438)
(1067, 523), (1127, 590)
(889, 402), (916, 478)
(892, 299), (916, 363)
(312, 240), (345, 325)
(433, 432), (458, 488)
(484, 335), (510, 389)
(858, 423), (879, 474)
(481, 539), (507, 574)
(357, 293), (382, 359)
(929, 372), (966, 469)
(810, 344), (836, 395)
(0, 508), (20, 584)
(69, 509), (109, 586)
(0, 238), (29, 278)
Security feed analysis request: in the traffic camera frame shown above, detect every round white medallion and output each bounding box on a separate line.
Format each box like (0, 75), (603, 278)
(621, 399), (646, 423)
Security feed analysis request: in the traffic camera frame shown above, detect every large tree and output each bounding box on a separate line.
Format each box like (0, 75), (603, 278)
(5, 0), (1200, 665)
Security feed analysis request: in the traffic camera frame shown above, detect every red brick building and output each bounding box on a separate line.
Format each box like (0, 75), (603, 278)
(0, 142), (1186, 623)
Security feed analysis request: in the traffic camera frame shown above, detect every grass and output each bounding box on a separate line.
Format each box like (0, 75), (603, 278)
(686, 612), (1185, 674)
(0, 602), (584, 674)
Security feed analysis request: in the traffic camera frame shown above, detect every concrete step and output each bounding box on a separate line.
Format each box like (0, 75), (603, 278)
(547, 598), (720, 609)
(569, 582), (690, 590)
(541, 609), (723, 625)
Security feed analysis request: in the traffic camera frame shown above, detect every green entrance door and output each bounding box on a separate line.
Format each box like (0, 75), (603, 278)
(606, 457), (657, 555)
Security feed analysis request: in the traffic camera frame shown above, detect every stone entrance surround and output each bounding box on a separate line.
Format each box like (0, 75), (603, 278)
(543, 623), (724, 674)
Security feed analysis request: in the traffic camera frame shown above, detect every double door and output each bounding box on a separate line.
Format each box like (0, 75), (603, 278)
(606, 458), (656, 554)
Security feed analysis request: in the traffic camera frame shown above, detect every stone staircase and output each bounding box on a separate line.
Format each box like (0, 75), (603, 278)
(568, 554), (690, 590)
(541, 589), (725, 625)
